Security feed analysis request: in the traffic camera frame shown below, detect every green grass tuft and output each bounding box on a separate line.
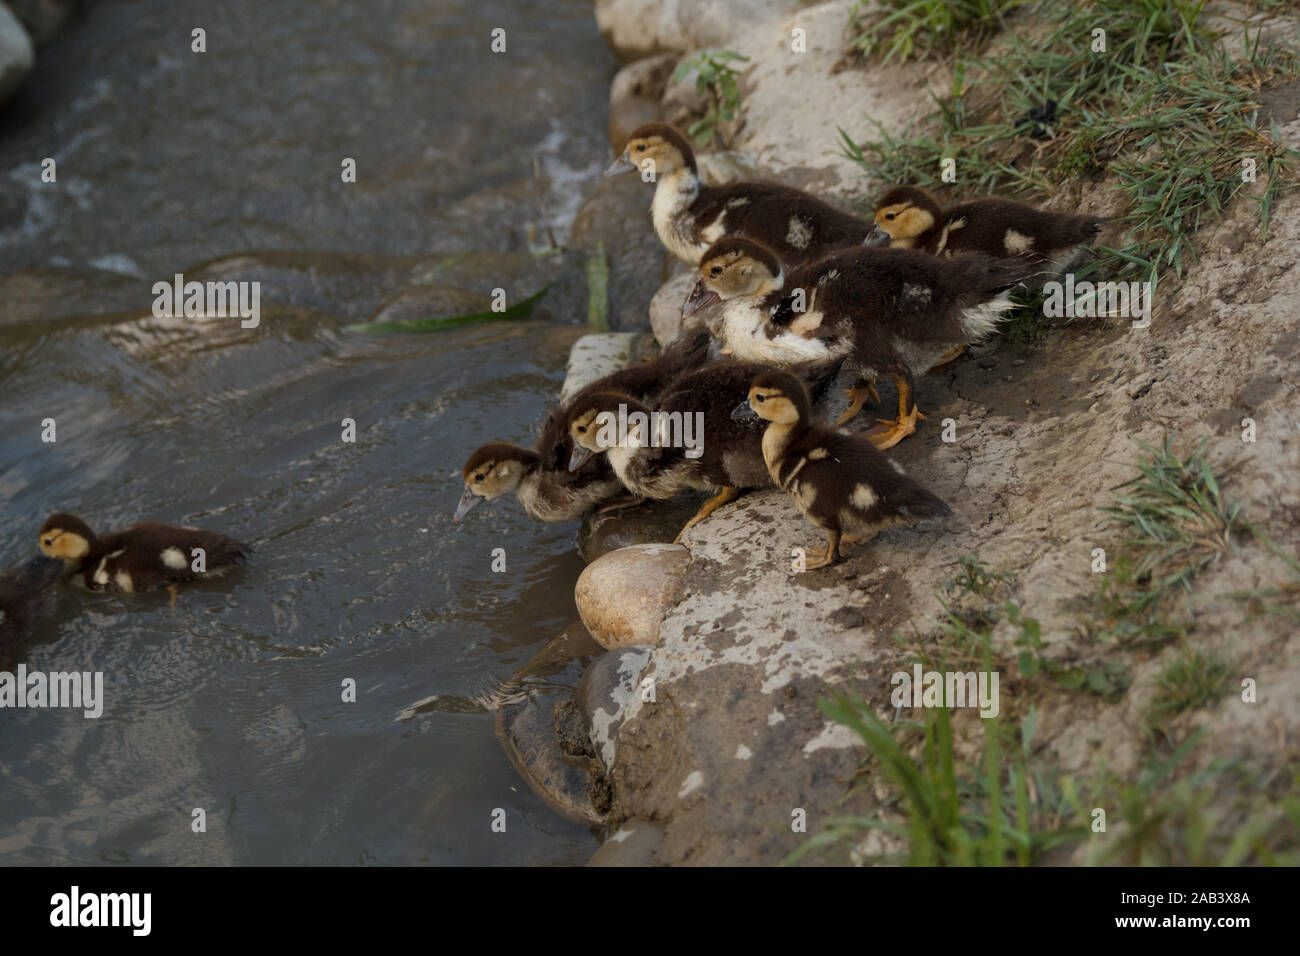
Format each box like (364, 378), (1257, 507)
(786, 693), (1089, 865)
(1097, 437), (1244, 646)
(839, 0), (1299, 294)
(1147, 649), (1231, 731)
(847, 0), (1028, 65)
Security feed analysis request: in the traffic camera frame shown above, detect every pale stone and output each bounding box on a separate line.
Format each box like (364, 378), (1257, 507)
(574, 543), (690, 648)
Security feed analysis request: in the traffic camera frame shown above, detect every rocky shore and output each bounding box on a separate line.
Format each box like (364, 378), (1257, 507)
(489, 0), (1300, 866)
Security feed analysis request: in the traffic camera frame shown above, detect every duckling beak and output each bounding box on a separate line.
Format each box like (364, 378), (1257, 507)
(568, 445), (593, 472)
(604, 152), (636, 178)
(682, 279), (721, 318)
(454, 487), (483, 522)
(731, 400), (759, 422)
(865, 224), (890, 246)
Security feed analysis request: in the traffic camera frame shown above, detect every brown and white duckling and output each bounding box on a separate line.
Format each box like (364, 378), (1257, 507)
(566, 358), (842, 540)
(456, 328), (715, 523)
(869, 185), (1100, 276)
(605, 123), (873, 267)
(686, 237), (1027, 447)
(38, 513), (248, 597)
(734, 369), (951, 569)
(457, 435), (624, 524)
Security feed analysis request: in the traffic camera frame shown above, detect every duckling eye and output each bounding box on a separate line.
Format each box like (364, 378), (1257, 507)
(710, 266), (722, 276)
(756, 394), (766, 403)
(636, 144), (646, 152)
(577, 425), (587, 434)
(43, 537), (53, 546)
(885, 212), (896, 220)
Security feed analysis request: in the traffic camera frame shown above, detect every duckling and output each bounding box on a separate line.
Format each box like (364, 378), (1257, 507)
(457, 436), (624, 524)
(38, 513), (248, 597)
(605, 123), (873, 267)
(734, 369), (951, 569)
(686, 237), (1027, 447)
(565, 357), (843, 540)
(456, 327), (715, 523)
(869, 185), (1100, 275)
(0, 554), (63, 666)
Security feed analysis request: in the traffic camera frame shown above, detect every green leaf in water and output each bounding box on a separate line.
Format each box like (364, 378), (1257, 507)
(347, 286), (548, 335)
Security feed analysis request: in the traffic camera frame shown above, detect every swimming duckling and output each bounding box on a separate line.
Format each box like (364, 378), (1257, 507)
(734, 369), (951, 569)
(456, 328), (715, 523)
(0, 554), (63, 666)
(686, 237), (1026, 447)
(38, 513), (248, 597)
(605, 122), (873, 267)
(869, 185), (1100, 275)
(566, 358), (843, 540)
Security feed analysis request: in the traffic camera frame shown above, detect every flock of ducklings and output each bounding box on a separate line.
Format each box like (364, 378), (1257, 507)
(0, 121), (1101, 656)
(457, 122), (1100, 569)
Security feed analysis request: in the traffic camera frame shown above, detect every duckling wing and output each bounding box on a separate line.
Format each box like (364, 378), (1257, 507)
(794, 431), (951, 530)
(698, 182), (872, 262)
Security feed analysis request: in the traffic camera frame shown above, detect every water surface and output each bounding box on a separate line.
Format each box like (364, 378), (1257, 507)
(0, 0), (617, 865)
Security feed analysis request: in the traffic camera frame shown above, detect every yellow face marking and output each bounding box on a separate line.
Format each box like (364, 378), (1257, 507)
(39, 529), (90, 561)
(876, 201), (935, 240)
(624, 135), (685, 176)
(748, 387), (799, 425)
(569, 409), (606, 452)
(700, 251), (775, 299)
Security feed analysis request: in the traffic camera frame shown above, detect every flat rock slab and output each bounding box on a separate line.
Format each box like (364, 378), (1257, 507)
(560, 331), (640, 404)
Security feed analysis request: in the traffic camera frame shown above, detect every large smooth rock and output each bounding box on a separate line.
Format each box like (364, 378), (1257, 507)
(570, 173), (667, 332)
(560, 332), (639, 404)
(648, 272), (697, 347)
(0, 3), (34, 106)
(609, 53), (678, 151)
(574, 544), (690, 648)
(494, 623), (608, 827)
(578, 647), (653, 770)
(594, 0), (800, 62)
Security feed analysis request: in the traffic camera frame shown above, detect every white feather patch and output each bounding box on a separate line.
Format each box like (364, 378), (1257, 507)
(161, 547), (187, 570)
(851, 484), (879, 509)
(1004, 228), (1034, 254)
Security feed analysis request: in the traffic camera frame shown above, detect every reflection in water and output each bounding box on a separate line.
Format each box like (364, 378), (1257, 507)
(0, 0), (617, 864)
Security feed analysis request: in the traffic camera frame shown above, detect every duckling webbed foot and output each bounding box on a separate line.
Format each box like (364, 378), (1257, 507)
(927, 344), (968, 371)
(166, 584), (179, 607)
(800, 530), (842, 570)
(674, 486), (741, 543)
(835, 382), (880, 426)
(868, 406), (924, 450)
